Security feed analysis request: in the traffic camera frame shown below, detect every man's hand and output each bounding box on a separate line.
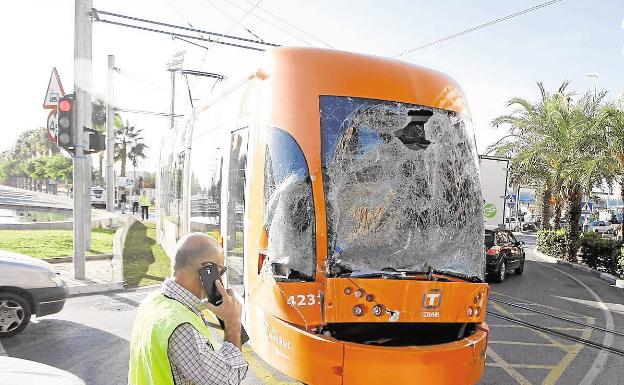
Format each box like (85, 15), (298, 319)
(205, 281), (243, 349)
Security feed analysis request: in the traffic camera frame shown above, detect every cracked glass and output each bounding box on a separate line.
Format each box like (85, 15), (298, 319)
(263, 127), (316, 281)
(320, 96), (484, 280)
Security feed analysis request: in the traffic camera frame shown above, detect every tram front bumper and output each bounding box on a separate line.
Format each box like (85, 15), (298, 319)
(340, 325), (488, 385)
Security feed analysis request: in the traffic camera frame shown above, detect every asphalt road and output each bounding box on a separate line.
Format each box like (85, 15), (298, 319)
(2, 233), (623, 385)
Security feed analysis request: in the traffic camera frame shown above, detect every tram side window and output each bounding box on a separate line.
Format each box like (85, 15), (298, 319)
(189, 138), (223, 241)
(226, 129), (248, 286)
(263, 127), (316, 281)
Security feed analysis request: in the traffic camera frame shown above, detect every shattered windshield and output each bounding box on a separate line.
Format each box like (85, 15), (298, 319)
(320, 96), (484, 279)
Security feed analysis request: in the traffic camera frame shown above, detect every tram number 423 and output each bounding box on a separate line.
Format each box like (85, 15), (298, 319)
(287, 293), (321, 307)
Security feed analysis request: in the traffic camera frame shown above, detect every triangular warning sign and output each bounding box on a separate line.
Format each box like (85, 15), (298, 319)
(43, 67), (65, 109)
(582, 202), (590, 211)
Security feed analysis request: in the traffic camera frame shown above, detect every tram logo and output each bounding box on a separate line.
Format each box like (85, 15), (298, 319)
(421, 289), (442, 309)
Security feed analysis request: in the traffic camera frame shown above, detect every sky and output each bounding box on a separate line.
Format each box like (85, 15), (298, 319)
(0, 0), (622, 172)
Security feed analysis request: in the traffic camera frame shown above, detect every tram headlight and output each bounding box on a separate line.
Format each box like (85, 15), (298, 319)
(475, 306), (481, 317)
(353, 305), (364, 316)
(467, 307), (474, 317)
(372, 304), (383, 316)
(354, 289), (365, 298)
(344, 287), (353, 295)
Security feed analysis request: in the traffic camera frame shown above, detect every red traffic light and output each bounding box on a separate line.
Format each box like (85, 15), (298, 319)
(58, 99), (72, 112)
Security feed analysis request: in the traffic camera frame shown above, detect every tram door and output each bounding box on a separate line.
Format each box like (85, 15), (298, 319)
(224, 128), (249, 290)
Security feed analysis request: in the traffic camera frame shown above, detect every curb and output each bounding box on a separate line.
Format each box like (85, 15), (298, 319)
(68, 281), (125, 297)
(532, 248), (624, 290)
(46, 254), (113, 264)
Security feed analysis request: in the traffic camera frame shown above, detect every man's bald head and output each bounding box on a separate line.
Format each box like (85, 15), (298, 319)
(172, 233), (224, 276)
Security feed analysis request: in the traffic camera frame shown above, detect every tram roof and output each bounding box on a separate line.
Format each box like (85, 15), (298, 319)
(261, 47), (469, 115)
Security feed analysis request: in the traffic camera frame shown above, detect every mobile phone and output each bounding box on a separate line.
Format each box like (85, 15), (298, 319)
(199, 263), (223, 306)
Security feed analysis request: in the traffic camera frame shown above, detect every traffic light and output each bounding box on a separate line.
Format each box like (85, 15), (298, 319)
(57, 94), (75, 151)
(84, 128), (106, 154)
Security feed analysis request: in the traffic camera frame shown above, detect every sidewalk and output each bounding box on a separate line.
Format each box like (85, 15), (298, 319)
(54, 258), (124, 296)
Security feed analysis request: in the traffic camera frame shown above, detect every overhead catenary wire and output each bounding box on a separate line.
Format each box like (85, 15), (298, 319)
(394, 0), (564, 57)
(91, 8), (279, 48)
(92, 17), (268, 52)
(216, 0), (315, 46)
(115, 107), (185, 118)
(200, 0), (264, 41)
(237, 0), (334, 48)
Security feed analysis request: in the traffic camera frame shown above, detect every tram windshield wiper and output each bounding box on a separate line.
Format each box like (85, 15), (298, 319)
(347, 268), (406, 278)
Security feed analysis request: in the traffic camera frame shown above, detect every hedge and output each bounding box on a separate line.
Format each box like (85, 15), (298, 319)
(537, 229), (624, 278)
(536, 229), (566, 259)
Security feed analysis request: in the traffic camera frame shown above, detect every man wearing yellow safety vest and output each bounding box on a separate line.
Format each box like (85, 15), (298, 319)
(128, 233), (248, 385)
(139, 191), (150, 221)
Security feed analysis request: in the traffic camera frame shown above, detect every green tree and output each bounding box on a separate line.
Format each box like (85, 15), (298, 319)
(114, 117), (146, 177)
(46, 154), (73, 183)
(489, 82), (572, 230)
(128, 142), (148, 179)
(491, 83), (611, 261)
(92, 99), (107, 185)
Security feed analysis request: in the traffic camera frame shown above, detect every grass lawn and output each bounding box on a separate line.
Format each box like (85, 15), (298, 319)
(123, 221), (171, 288)
(0, 228), (115, 259)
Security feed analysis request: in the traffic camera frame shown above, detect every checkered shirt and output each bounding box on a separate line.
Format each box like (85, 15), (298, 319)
(161, 278), (248, 385)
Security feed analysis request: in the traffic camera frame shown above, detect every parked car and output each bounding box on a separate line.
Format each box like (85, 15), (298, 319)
(0, 251), (68, 337)
(0, 356), (85, 384)
(484, 226), (526, 283)
(90, 186), (106, 208)
(588, 220), (613, 234)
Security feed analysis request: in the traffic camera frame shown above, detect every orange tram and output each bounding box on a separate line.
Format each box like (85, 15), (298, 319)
(157, 47), (489, 385)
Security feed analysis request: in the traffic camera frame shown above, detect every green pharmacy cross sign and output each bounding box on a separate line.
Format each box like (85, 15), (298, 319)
(484, 203), (497, 219)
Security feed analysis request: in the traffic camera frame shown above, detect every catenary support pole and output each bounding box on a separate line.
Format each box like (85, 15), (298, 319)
(73, 0), (93, 279)
(106, 55), (115, 212)
(169, 69), (176, 130)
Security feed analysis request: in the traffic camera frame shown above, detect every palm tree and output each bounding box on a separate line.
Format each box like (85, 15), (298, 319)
(92, 99), (107, 185)
(490, 83), (611, 261)
(114, 117), (147, 177)
(489, 81), (572, 230)
(128, 142), (148, 181)
(603, 103), (624, 204)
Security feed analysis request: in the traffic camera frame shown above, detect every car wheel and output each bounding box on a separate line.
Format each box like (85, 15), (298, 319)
(494, 261), (506, 283)
(514, 261), (525, 275)
(0, 292), (31, 338)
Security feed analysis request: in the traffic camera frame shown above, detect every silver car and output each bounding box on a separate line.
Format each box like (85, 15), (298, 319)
(0, 251), (68, 337)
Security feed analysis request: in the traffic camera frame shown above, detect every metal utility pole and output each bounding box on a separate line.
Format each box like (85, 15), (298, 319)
(167, 52), (185, 130)
(106, 55), (116, 212)
(73, 0), (93, 279)
(169, 70), (176, 130)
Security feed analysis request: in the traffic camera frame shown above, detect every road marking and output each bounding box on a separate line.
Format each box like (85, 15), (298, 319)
(487, 347), (533, 385)
(539, 263), (615, 385)
(492, 291), (598, 319)
(0, 339), (6, 356)
(488, 340), (571, 348)
(487, 363), (555, 370)
(488, 324), (586, 332)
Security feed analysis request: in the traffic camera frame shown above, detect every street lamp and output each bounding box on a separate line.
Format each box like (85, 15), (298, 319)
(585, 72), (599, 96)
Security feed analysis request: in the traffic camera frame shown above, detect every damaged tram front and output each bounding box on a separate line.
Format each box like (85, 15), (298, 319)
(159, 47), (489, 385)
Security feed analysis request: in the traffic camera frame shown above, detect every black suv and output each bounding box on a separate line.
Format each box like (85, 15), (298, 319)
(484, 226), (525, 283)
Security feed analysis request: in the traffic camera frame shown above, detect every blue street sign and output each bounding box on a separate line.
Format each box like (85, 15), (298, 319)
(581, 201), (593, 212)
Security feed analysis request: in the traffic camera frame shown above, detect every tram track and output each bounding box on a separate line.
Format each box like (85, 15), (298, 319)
(486, 310), (624, 357)
(488, 296), (624, 338)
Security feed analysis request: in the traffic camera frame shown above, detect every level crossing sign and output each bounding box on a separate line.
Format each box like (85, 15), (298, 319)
(43, 67), (65, 109)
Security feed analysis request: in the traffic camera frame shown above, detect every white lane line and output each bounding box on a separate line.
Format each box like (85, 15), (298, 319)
(540, 262), (615, 385)
(0, 339), (7, 356)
